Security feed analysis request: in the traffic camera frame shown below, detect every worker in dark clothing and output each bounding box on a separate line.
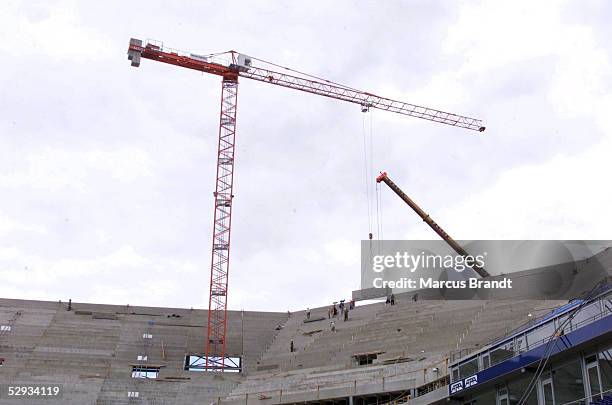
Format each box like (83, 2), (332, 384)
(306, 308), (311, 320)
(290, 339), (294, 353)
(385, 295), (390, 305)
(343, 307), (349, 322)
(390, 294), (395, 306)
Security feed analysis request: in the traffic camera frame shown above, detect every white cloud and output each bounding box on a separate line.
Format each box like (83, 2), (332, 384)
(0, 214), (47, 236)
(0, 0), (113, 60)
(1, 244), (199, 305)
(444, 0), (565, 73)
(432, 140), (612, 240)
(1, 0), (611, 313)
(399, 0), (612, 241)
(0, 147), (154, 191)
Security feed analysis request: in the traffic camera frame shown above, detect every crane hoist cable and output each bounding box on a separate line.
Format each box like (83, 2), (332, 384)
(376, 179), (384, 243)
(362, 112), (373, 239)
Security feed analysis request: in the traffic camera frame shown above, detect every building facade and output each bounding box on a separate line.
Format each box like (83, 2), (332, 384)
(448, 286), (612, 405)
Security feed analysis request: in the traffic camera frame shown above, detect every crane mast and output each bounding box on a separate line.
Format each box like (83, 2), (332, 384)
(376, 172), (490, 278)
(127, 38), (486, 370)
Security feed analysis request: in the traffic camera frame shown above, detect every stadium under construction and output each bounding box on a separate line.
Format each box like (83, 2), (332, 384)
(1, 37), (611, 405)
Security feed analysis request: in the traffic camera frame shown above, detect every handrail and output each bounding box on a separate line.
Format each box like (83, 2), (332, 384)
(450, 292), (611, 367)
(449, 282), (612, 364)
(449, 297), (611, 383)
(558, 387), (612, 405)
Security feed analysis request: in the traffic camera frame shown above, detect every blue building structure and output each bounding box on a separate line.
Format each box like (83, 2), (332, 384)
(447, 284), (611, 404)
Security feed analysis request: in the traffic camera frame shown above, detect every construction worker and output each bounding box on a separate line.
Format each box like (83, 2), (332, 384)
(330, 321), (336, 332)
(390, 293), (395, 306)
(290, 339), (294, 353)
(343, 307), (349, 322)
(306, 308), (311, 320)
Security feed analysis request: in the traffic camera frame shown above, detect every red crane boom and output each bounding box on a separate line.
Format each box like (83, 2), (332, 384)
(127, 38), (485, 371)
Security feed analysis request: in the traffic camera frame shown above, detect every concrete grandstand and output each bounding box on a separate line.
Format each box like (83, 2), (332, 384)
(0, 247), (610, 404)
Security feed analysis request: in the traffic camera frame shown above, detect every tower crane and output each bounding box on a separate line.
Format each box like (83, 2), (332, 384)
(376, 171), (490, 278)
(127, 38), (486, 371)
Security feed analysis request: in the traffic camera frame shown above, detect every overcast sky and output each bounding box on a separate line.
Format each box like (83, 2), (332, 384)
(1, 0), (610, 312)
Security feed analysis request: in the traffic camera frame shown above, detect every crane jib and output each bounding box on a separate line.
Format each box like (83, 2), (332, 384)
(127, 38), (485, 132)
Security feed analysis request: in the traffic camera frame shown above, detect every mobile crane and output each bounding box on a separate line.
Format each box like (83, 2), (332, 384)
(376, 171), (490, 278)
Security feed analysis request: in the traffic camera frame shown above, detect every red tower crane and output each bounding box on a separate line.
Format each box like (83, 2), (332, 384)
(127, 38), (485, 371)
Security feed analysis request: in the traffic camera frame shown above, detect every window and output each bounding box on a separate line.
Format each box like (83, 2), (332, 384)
(539, 374), (555, 405)
(481, 353), (491, 370)
(451, 366), (459, 382)
(585, 354), (602, 401)
(603, 298), (612, 314)
(599, 346), (612, 393)
(184, 355), (241, 372)
(490, 342), (515, 367)
(354, 353), (377, 366)
(497, 386), (509, 405)
(137, 355), (147, 361)
(459, 357), (479, 379)
(572, 302), (600, 329)
(131, 366), (159, 379)
(142, 333), (152, 339)
(508, 374), (538, 404)
(470, 389), (496, 404)
(555, 314), (572, 335)
(515, 335), (527, 353)
(526, 321), (554, 349)
(552, 358), (585, 404)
